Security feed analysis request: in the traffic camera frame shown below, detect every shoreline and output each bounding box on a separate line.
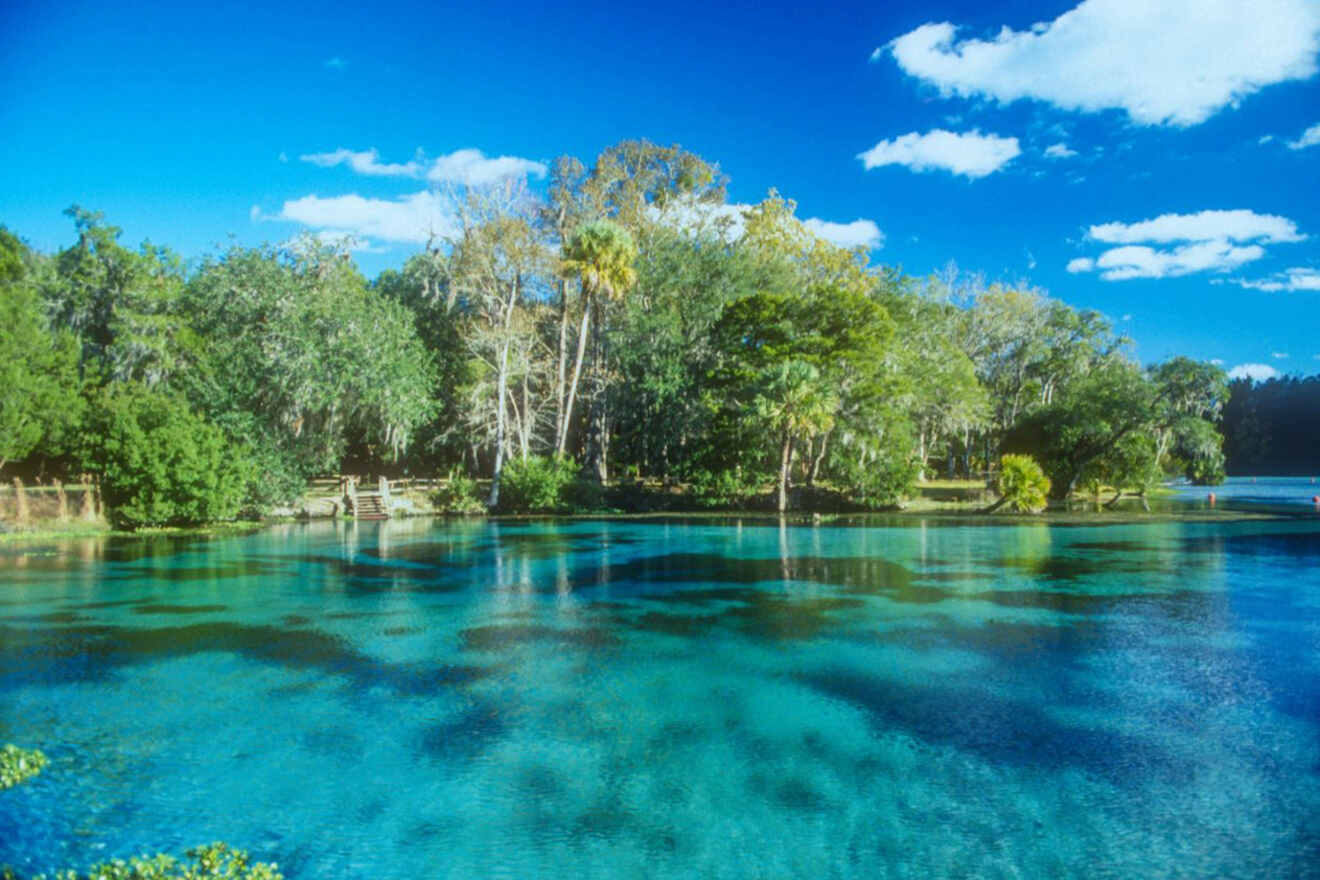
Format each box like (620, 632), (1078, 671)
(0, 503), (1300, 546)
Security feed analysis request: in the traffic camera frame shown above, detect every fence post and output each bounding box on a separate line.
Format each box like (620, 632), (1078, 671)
(81, 476), (97, 521)
(54, 479), (68, 521)
(13, 478), (29, 526)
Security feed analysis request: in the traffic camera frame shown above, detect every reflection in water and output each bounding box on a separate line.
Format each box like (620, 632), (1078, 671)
(1, 515), (1318, 878)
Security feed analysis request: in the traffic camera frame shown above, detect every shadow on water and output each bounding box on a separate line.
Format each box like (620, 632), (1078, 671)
(0, 620), (492, 697)
(797, 668), (1194, 785)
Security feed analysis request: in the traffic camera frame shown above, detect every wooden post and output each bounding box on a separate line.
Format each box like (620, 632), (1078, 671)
(379, 476), (391, 507)
(54, 479), (68, 521)
(12, 478), (29, 526)
(81, 476), (96, 521)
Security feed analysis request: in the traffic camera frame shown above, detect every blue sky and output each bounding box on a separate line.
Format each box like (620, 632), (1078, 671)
(2, 0), (1318, 378)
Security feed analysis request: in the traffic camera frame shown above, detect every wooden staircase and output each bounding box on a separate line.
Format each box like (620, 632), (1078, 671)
(354, 493), (389, 520)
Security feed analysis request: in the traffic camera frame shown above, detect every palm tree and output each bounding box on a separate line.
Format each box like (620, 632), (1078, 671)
(557, 220), (638, 471)
(755, 360), (838, 512)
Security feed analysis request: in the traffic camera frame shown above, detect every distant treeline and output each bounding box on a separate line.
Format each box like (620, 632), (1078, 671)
(1222, 376), (1320, 476)
(1, 140), (1231, 526)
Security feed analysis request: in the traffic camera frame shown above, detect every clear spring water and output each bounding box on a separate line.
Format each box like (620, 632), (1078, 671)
(2, 514), (1319, 878)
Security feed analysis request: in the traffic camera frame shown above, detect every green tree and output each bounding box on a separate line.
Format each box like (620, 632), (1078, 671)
(82, 384), (249, 528)
(558, 219), (638, 478)
(754, 361), (838, 512)
(0, 229), (83, 471)
(178, 238), (434, 487)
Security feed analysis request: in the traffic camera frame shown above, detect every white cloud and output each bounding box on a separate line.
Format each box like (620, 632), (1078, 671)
(324, 57), (346, 70)
(1228, 363), (1280, 381)
(857, 129), (1020, 179)
(277, 191), (457, 244)
(1231, 267), (1320, 291)
(883, 0), (1320, 127)
(1070, 210), (1306, 280)
(802, 218), (885, 249)
(1258, 134), (1275, 144)
(1088, 210), (1305, 245)
(1210, 358), (1225, 365)
(426, 149), (547, 185)
(1044, 142), (1077, 158)
(1287, 122), (1320, 150)
(1121, 313), (1132, 321)
(300, 148), (421, 177)
(1272, 352), (1290, 359)
(1086, 240), (1265, 280)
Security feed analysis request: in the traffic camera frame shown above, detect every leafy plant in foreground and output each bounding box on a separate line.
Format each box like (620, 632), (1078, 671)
(0, 744), (47, 791)
(0, 843), (281, 880)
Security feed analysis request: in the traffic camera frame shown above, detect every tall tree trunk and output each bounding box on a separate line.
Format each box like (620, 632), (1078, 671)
(554, 278), (569, 452)
(808, 430), (829, 486)
(488, 336), (511, 510)
(587, 299), (608, 483)
(558, 294), (591, 456)
(778, 430), (793, 513)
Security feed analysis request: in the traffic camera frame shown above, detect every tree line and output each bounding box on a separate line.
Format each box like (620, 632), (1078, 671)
(1221, 375), (1320, 476)
(0, 140), (1231, 526)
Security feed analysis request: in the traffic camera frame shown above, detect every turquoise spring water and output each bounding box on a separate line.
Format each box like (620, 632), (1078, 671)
(2, 512), (1319, 877)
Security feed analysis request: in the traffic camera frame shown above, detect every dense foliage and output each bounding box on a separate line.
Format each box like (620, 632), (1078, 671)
(995, 455), (1051, 513)
(0, 140), (1243, 520)
(0, 744), (47, 791)
(82, 384), (249, 528)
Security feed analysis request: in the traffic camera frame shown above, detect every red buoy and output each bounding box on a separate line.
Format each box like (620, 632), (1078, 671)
(1312, 495), (1319, 504)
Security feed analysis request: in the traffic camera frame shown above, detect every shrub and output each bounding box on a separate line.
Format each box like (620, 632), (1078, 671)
(433, 468), (485, 514)
(497, 455), (577, 512)
(832, 453), (917, 510)
(995, 454), (1051, 513)
(688, 468), (764, 509)
(0, 744), (47, 791)
(82, 384), (250, 529)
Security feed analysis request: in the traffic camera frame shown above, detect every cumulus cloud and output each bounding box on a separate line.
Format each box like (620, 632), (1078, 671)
(1088, 210), (1305, 245)
(1210, 358), (1224, 365)
(1230, 267), (1320, 291)
(1272, 352), (1290, 359)
(1044, 143), (1078, 158)
(1069, 210), (1306, 280)
(857, 130), (1020, 179)
(882, 0), (1320, 126)
(1228, 363), (1280, 381)
(1287, 122), (1320, 150)
(802, 218), (885, 249)
(300, 148), (422, 177)
(1085, 241), (1265, 280)
(297, 146), (546, 185)
(276, 191), (457, 244)
(426, 149), (547, 185)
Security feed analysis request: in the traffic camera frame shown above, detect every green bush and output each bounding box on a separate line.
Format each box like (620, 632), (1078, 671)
(995, 454), (1051, 513)
(688, 468), (764, 509)
(1, 843), (281, 880)
(832, 454), (917, 509)
(433, 468), (485, 514)
(497, 455), (578, 512)
(0, 744), (47, 791)
(82, 384), (250, 529)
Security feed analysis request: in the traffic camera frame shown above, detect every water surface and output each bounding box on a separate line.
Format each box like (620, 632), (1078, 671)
(2, 515), (1319, 878)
